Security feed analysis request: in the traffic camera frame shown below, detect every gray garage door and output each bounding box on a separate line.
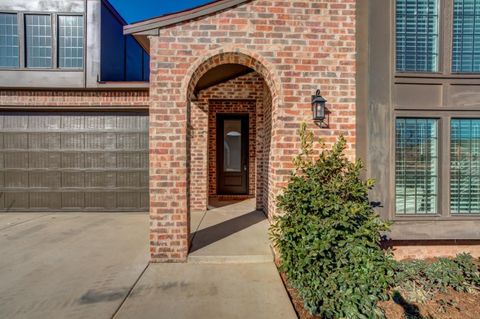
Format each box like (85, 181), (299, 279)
(0, 112), (149, 212)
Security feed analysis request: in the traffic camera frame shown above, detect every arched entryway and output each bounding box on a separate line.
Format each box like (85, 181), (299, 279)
(184, 51), (281, 260)
(185, 50), (282, 216)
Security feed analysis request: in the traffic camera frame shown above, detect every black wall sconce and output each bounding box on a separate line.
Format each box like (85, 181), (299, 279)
(311, 89), (328, 128)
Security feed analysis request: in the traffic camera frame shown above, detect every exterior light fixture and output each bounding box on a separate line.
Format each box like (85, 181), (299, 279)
(311, 89), (328, 126)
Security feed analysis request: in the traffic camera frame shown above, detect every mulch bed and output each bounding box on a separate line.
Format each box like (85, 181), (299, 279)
(277, 265), (480, 319)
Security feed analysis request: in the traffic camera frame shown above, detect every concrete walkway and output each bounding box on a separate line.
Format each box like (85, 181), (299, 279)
(189, 199), (273, 263)
(115, 199), (297, 319)
(0, 200), (296, 319)
(0, 212), (149, 319)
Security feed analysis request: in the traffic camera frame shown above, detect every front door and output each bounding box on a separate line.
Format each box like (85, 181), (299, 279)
(217, 114), (249, 195)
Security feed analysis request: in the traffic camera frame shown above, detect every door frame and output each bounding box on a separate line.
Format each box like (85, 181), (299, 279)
(216, 113), (249, 195)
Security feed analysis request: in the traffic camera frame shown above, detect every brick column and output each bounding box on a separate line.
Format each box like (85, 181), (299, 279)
(149, 100), (189, 262)
(149, 37), (190, 262)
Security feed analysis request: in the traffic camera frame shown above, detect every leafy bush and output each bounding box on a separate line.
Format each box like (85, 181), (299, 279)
(393, 253), (480, 303)
(270, 124), (394, 318)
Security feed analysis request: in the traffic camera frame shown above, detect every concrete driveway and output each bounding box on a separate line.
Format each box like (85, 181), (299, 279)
(0, 212), (149, 319)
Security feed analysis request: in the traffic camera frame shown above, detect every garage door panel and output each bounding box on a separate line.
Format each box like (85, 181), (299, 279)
(0, 112), (149, 212)
(62, 152), (85, 168)
(117, 153), (140, 168)
(5, 192), (29, 210)
(104, 116), (117, 130)
(62, 115), (84, 130)
(62, 172), (85, 188)
(85, 133), (105, 149)
(62, 192), (85, 209)
(117, 171), (140, 187)
(117, 133), (140, 149)
(61, 133), (85, 149)
(140, 171), (149, 186)
(29, 133), (61, 149)
(85, 192), (116, 209)
(117, 192), (140, 209)
(28, 115), (61, 130)
(29, 152), (61, 169)
(85, 116), (104, 130)
(140, 192), (149, 209)
(29, 192), (62, 210)
(29, 171), (61, 188)
(85, 171), (116, 188)
(85, 152), (117, 168)
(5, 171), (28, 188)
(117, 115), (146, 129)
(3, 115), (28, 130)
(4, 133), (28, 149)
(4, 152), (29, 168)
(0, 191), (4, 210)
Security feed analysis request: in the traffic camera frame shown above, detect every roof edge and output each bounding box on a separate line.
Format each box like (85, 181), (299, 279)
(124, 0), (252, 35)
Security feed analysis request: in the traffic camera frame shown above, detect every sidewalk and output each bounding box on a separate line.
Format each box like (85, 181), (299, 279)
(115, 200), (297, 319)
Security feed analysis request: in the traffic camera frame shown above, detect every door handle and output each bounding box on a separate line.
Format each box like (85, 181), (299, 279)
(244, 164), (247, 171)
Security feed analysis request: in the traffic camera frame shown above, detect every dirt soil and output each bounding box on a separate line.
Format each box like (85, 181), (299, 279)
(378, 290), (480, 319)
(279, 271), (480, 319)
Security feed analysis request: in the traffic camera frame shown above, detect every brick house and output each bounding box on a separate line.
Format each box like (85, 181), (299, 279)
(1, 0), (480, 263)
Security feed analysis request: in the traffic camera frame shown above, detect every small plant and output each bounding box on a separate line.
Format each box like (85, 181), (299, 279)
(393, 253), (480, 303)
(270, 123), (393, 318)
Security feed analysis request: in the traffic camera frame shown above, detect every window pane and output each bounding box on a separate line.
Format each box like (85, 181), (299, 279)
(395, 118), (438, 214)
(450, 119), (480, 214)
(25, 14), (52, 68)
(58, 15), (84, 69)
(223, 120), (242, 172)
(396, 0), (439, 72)
(452, 0), (480, 72)
(0, 13), (19, 68)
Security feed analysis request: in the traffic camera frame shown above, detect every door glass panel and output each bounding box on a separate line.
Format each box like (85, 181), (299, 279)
(223, 119), (242, 172)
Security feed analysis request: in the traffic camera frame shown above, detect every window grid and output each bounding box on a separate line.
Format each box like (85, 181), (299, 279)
(25, 14), (52, 68)
(396, 0), (439, 72)
(395, 118), (438, 215)
(450, 119), (480, 214)
(58, 15), (83, 69)
(452, 0), (480, 72)
(0, 13), (19, 68)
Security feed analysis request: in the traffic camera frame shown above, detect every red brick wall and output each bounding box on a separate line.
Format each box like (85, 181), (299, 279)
(149, 0), (357, 262)
(0, 90), (149, 107)
(386, 241), (480, 260)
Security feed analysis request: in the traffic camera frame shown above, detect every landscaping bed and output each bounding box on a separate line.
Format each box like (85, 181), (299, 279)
(278, 257), (480, 319)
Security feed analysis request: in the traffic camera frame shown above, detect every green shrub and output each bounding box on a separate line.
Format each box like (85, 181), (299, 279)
(393, 253), (480, 303)
(270, 124), (394, 319)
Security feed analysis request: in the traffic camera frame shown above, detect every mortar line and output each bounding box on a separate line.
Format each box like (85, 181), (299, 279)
(111, 262), (150, 319)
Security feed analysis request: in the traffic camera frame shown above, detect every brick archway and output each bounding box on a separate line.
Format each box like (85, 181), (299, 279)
(182, 47), (283, 104)
(184, 49), (282, 217)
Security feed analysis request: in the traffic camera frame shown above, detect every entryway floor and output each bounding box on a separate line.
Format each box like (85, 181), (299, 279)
(189, 198), (273, 263)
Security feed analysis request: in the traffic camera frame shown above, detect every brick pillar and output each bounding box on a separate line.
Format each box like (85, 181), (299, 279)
(149, 96), (189, 262)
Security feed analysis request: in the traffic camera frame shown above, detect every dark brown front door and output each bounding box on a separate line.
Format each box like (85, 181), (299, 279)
(217, 114), (249, 195)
